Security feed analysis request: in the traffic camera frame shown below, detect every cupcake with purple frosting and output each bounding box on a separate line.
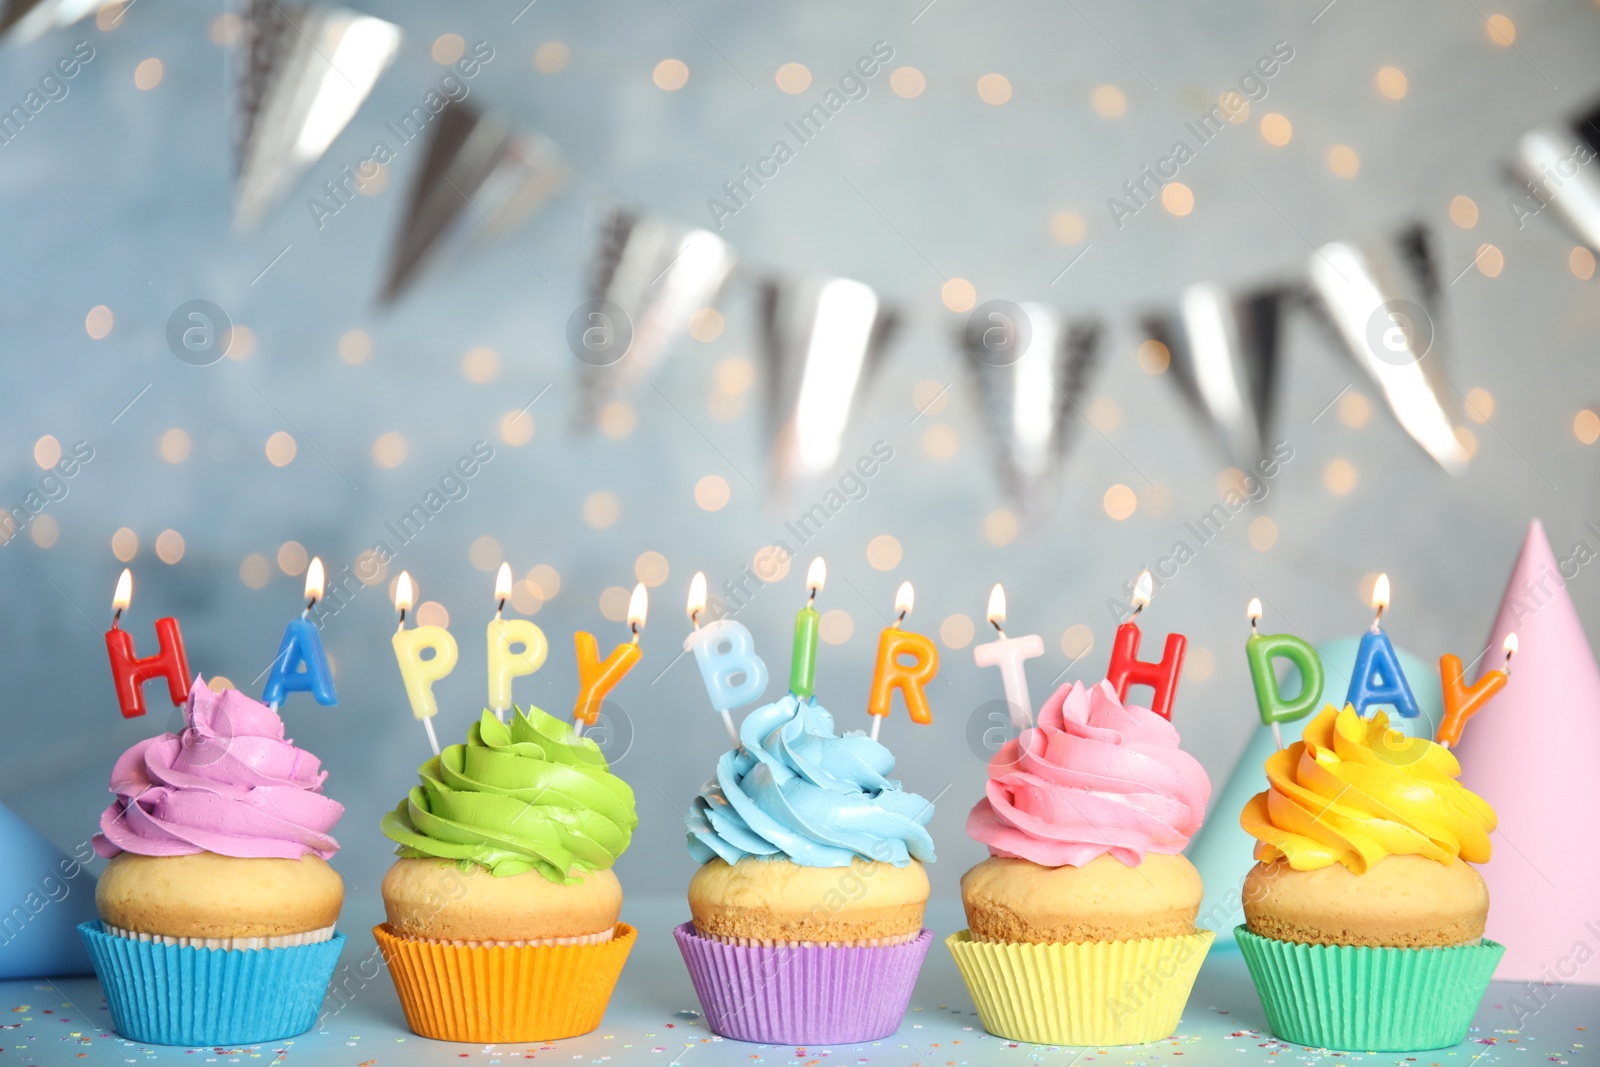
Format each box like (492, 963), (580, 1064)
(675, 693), (937, 1044)
(80, 679), (347, 1046)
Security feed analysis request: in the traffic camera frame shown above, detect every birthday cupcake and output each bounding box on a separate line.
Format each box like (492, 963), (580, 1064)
(947, 679), (1213, 1046)
(79, 678), (347, 1046)
(375, 705), (638, 1043)
(1234, 704), (1503, 1051)
(675, 693), (937, 1044)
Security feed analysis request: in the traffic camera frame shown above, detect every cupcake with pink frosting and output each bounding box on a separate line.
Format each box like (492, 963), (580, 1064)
(79, 678), (347, 1046)
(947, 679), (1214, 1046)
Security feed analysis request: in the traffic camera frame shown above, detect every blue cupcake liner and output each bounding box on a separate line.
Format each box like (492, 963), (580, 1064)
(79, 920), (345, 1046)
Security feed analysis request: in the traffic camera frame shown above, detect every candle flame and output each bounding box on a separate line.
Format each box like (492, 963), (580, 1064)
(894, 580), (915, 618)
(394, 571), (415, 614)
(1247, 597), (1262, 625)
(305, 557), (325, 605)
(628, 583), (648, 630)
(687, 571), (707, 620)
(1372, 573), (1391, 613)
(806, 556), (826, 593)
(1503, 632), (1518, 658)
(1131, 569), (1154, 612)
(986, 584), (1006, 627)
(494, 562), (512, 604)
(112, 568), (132, 613)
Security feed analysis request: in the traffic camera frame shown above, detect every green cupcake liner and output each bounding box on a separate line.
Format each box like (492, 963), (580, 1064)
(1234, 926), (1504, 1052)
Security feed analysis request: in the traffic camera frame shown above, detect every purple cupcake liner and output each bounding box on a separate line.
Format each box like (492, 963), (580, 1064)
(673, 922), (931, 1045)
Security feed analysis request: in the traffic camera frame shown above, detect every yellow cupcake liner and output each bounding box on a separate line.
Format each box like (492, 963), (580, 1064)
(373, 922), (635, 1043)
(946, 928), (1214, 1046)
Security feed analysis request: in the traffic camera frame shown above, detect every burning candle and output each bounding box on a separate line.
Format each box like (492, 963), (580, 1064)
(573, 584), (647, 734)
(973, 584), (1043, 730)
(789, 557), (825, 699)
(1105, 570), (1186, 720)
(261, 557), (336, 711)
(684, 571), (768, 747)
(1244, 596), (1324, 749)
(1344, 574), (1420, 719)
(866, 581), (939, 741)
(104, 568), (190, 719)
(391, 571), (458, 755)
(486, 562), (548, 721)
(1437, 632), (1517, 749)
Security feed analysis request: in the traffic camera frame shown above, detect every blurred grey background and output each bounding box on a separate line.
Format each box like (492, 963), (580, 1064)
(3, 0), (1600, 931)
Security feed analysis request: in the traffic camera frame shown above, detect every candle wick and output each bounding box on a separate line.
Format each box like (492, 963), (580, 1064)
(1131, 604), (1145, 618)
(497, 598), (506, 616)
(808, 590), (817, 606)
(990, 619), (1005, 637)
(398, 608), (406, 626)
(691, 609), (700, 629)
(112, 608), (122, 626)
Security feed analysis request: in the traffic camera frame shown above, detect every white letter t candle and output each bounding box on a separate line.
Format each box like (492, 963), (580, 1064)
(973, 584), (1043, 730)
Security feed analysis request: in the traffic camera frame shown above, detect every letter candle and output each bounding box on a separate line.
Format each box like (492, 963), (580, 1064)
(789, 557), (825, 699)
(573, 584), (647, 736)
(1244, 596), (1324, 750)
(1105, 569), (1186, 719)
(1344, 573), (1421, 719)
(391, 571), (458, 756)
(487, 562), (548, 722)
(973, 584), (1043, 730)
(684, 571), (769, 747)
(1437, 632), (1517, 749)
(261, 557), (336, 712)
(867, 581), (939, 741)
(104, 568), (190, 719)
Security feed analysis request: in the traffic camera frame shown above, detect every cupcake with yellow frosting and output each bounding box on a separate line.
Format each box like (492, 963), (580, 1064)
(1236, 705), (1504, 1052)
(374, 707), (638, 1043)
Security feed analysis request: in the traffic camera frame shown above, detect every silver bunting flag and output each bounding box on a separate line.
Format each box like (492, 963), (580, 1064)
(233, 0), (400, 232)
(0, 0), (96, 44)
(759, 277), (898, 495)
(961, 302), (1102, 513)
(1307, 225), (1470, 474)
(1509, 112), (1600, 252)
(575, 211), (735, 427)
(1142, 285), (1283, 468)
(379, 101), (567, 304)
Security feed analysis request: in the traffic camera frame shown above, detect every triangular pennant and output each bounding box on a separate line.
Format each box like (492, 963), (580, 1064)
(233, 0), (400, 231)
(379, 101), (567, 303)
(759, 276), (898, 497)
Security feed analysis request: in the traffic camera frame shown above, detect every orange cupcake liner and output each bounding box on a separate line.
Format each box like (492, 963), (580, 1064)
(373, 922), (636, 1043)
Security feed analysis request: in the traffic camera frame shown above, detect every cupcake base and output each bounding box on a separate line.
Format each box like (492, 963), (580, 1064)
(79, 920), (345, 1046)
(946, 928), (1213, 1046)
(373, 921), (635, 1042)
(674, 922), (932, 1044)
(1235, 926), (1504, 1051)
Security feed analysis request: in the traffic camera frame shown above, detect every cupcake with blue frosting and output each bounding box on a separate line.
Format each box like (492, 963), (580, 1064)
(675, 693), (936, 1043)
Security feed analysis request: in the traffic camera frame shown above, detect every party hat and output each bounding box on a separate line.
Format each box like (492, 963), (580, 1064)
(1453, 519), (1600, 983)
(1188, 640), (1441, 947)
(0, 799), (96, 978)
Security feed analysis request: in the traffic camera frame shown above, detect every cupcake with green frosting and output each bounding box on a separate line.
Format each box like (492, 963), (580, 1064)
(373, 707), (639, 1043)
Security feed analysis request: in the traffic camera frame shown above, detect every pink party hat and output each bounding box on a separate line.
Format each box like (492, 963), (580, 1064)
(1454, 519), (1600, 984)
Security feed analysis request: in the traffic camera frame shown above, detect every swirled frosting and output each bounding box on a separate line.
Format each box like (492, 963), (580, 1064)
(686, 694), (936, 868)
(1241, 704), (1495, 873)
(93, 678), (343, 861)
(966, 679), (1210, 868)
(381, 706), (637, 882)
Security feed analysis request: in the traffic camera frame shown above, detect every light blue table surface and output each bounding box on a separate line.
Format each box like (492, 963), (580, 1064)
(3, 898), (1589, 1066)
